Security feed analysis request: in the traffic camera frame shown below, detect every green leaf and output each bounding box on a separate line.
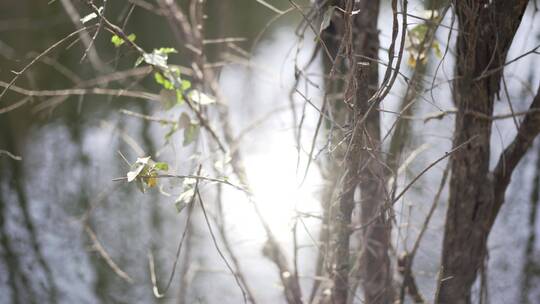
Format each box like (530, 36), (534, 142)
(157, 47), (178, 54)
(154, 162), (169, 171)
(181, 80), (191, 91)
(111, 35), (123, 47)
(174, 80), (191, 105)
(154, 72), (165, 85)
(183, 123), (199, 146)
(165, 72), (181, 90)
(154, 72), (174, 90)
(111, 33), (136, 48)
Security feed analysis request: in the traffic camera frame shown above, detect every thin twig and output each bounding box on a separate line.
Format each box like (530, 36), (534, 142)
(119, 108), (177, 125)
(354, 137), (475, 232)
(149, 169), (200, 298)
(0, 26), (96, 102)
(196, 189), (249, 304)
(112, 174), (247, 193)
(0, 149), (22, 161)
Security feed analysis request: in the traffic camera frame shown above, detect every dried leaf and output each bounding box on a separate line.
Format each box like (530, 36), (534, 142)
(175, 188), (195, 213)
(126, 156), (150, 182)
(319, 6), (335, 34)
(188, 90), (215, 105)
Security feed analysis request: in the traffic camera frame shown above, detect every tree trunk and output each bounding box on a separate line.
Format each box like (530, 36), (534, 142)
(317, 1), (392, 303)
(437, 1), (529, 303)
(353, 2), (394, 303)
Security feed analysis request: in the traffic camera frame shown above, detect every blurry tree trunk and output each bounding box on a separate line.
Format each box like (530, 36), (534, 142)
(437, 1), (532, 303)
(318, 1), (393, 303)
(312, 1), (347, 302)
(388, 0), (448, 172)
(352, 2), (394, 303)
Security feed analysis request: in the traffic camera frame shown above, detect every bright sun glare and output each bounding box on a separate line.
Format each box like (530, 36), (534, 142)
(222, 134), (321, 245)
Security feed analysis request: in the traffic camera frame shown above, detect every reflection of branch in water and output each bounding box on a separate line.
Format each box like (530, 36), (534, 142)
(0, 117), (58, 302)
(0, 189), (31, 303)
(85, 226), (134, 283)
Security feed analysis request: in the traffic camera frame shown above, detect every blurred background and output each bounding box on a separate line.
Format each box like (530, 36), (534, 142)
(0, 0), (539, 303)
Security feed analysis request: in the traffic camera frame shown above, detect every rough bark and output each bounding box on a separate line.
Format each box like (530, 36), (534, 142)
(353, 3), (394, 303)
(311, 2), (349, 301)
(312, 0), (393, 304)
(437, 1), (529, 303)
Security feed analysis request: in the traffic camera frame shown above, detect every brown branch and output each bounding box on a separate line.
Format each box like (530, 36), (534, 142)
(353, 138), (473, 232)
(60, 0), (106, 72)
(86, 1), (145, 55)
(492, 84), (540, 224)
(368, 0), (407, 105)
(0, 26), (96, 102)
(119, 108), (177, 125)
(183, 93), (228, 153)
(0, 81), (160, 111)
(422, 108), (540, 123)
(157, 0), (194, 47)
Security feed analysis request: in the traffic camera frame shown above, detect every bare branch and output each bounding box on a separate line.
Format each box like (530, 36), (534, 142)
(492, 83), (540, 223)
